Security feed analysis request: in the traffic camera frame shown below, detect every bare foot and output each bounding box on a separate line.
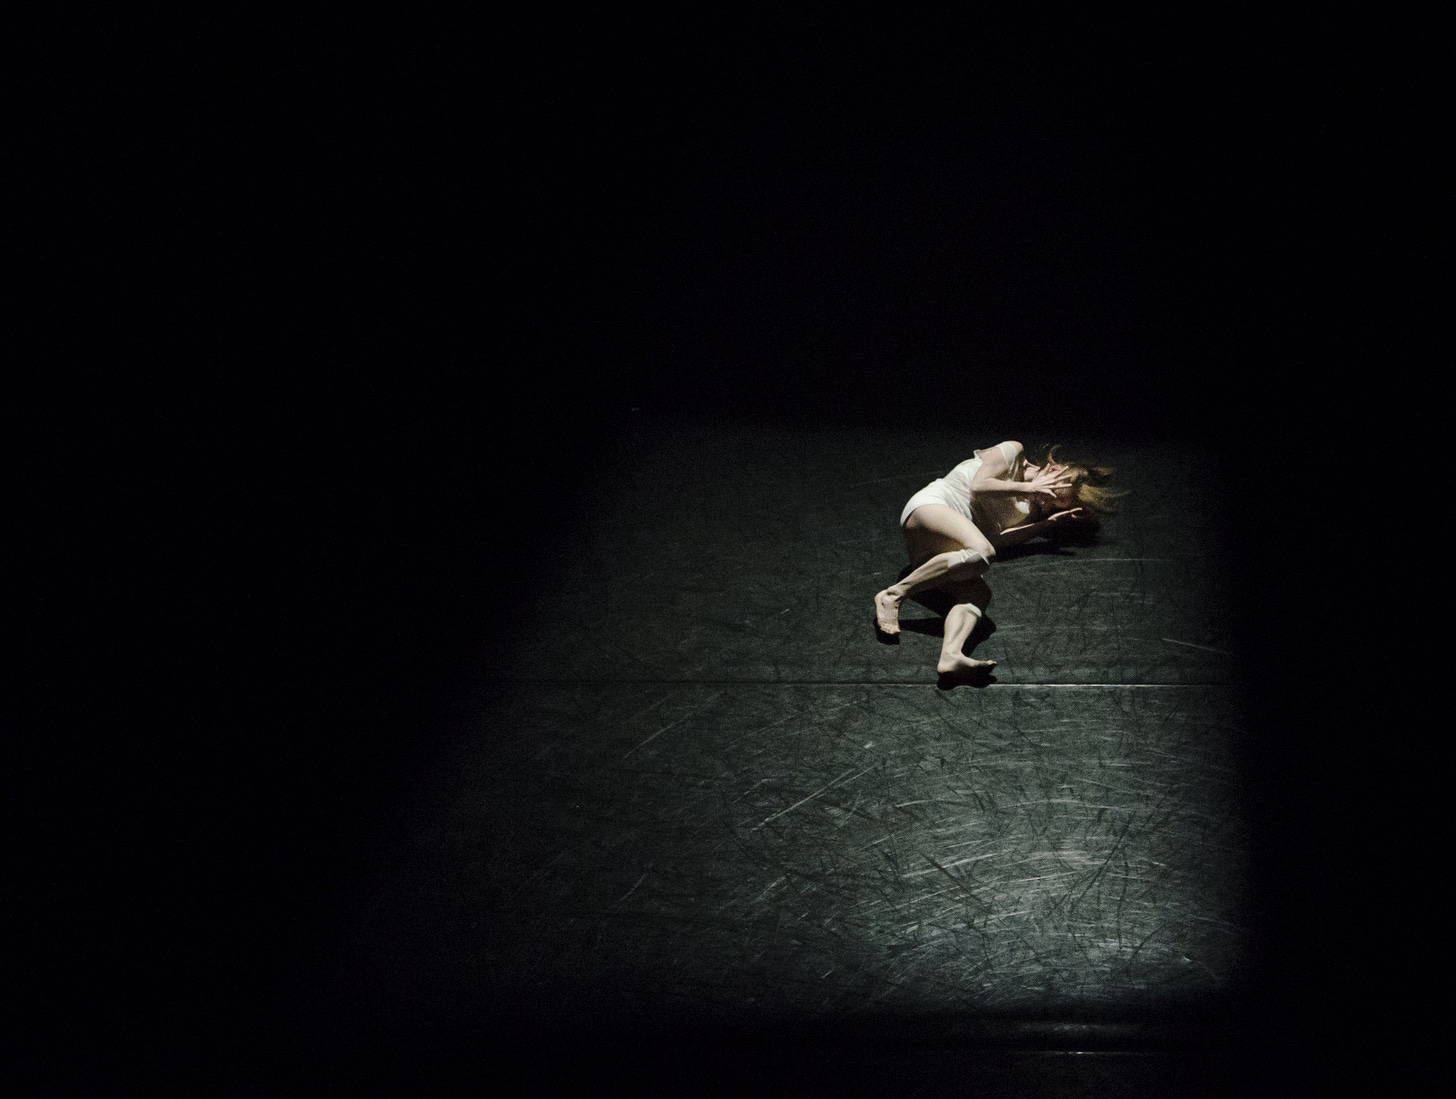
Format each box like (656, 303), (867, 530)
(936, 654), (997, 676)
(874, 590), (901, 635)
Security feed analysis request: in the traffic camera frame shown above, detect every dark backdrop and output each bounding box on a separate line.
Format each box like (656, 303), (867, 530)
(20, 9), (1420, 1091)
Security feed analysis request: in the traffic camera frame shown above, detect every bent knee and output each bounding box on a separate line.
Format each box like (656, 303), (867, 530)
(962, 539), (996, 564)
(947, 546), (993, 570)
(949, 597), (989, 621)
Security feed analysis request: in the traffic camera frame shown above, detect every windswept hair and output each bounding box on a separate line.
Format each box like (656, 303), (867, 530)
(1040, 444), (1124, 518)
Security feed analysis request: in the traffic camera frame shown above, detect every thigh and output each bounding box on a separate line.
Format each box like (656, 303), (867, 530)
(902, 503), (995, 567)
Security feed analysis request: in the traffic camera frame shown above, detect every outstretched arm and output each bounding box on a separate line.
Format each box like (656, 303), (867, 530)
(996, 507), (1092, 548)
(994, 519), (1054, 548)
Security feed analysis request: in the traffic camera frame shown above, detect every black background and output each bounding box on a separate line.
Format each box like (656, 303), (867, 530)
(18, 9), (1426, 1092)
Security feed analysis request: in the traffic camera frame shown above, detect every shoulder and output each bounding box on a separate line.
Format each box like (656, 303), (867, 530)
(986, 440), (1024, 468)
(969, 441), (1021, 480)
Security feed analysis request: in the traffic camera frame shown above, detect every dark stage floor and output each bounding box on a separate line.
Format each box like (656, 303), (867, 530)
(276, 416), (1273, 1093)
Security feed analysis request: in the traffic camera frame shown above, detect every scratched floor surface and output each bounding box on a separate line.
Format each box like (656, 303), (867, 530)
(292, 417), (1258, 1090)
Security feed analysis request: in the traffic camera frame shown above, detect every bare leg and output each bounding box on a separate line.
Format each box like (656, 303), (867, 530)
(874, 504), (996, 636)
(937, 578), (996, 675)
(873, 551), (990, 634)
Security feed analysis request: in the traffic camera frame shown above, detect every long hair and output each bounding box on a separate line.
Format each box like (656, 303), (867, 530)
(1040, 444), (1123, 518)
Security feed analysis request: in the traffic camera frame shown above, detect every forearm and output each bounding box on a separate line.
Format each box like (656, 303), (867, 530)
(994, 519), (1054, 548)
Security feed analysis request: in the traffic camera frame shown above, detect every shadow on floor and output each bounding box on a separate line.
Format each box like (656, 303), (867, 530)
(886, 567), (1002, 689)
(936, 665), (998, 691)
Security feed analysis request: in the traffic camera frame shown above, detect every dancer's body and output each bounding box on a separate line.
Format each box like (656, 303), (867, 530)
(873, 441), (1116, 678)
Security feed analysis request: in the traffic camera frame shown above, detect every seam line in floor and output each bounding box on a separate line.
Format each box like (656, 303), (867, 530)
(474, 679), (1236, 687)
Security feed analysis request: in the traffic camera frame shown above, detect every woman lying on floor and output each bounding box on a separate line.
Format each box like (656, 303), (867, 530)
(873, 441), (1118, 679)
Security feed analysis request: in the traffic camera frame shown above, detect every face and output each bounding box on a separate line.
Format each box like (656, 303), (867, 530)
(1044, 463), (1078, 510)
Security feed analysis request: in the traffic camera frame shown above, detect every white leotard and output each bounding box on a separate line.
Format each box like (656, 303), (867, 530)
(898, 442), (1032, 541)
